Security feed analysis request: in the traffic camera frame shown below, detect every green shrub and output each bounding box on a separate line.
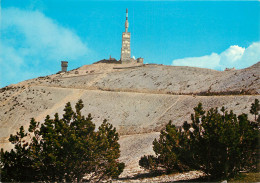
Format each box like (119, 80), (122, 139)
(139, 101), (259, 179)
(139, 155), (159, 172)
(1, 99), (125, 182)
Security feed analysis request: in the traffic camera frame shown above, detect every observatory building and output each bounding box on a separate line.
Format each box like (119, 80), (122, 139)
(120, 8), (131, 63)
(81, 8), (143, 66)
(120, 9), (143, 64)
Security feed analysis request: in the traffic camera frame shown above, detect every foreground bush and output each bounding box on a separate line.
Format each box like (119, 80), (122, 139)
(1, 99), (125, 182)
(139, 100), (259, 179)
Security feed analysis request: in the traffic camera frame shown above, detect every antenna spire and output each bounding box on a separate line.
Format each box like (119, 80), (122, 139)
(125, 8), (129, 32)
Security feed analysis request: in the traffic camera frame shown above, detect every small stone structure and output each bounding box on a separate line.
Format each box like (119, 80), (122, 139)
(109, 55), (117, 62)
(61, 61), (68, 72)
(224, 67), (236, 71)
(137, 57), (144, 64)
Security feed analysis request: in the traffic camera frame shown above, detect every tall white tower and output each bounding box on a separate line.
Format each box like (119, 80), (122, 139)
(121, 8), (131, 63)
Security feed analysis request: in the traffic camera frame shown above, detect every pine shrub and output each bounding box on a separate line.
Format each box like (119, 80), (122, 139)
(1, 99), (125, 182)
(139, 101), (259, 179)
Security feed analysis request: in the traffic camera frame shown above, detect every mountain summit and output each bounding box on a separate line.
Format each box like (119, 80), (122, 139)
(0, 62), (259, 174)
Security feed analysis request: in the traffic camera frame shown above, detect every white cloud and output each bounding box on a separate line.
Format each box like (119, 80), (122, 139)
(171, 53), (220, 69)
(172, 42), (260, 70)
(0, 8), (89, 87)
(238, 42), (260, 68)
(220, 45), (245, 63)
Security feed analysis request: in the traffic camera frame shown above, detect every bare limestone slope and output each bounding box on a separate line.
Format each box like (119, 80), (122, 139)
(0, 62), (259, 175)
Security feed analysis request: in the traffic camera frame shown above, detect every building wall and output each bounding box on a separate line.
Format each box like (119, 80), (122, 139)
(61, 61), (68, 72)
(62, 67), (67, 72)
(137, 58), (144, 64)
(121, 32), (131, 63)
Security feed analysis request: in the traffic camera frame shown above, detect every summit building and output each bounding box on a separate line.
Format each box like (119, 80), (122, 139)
(120, 8), (131, 63)
(120, 9), (143, 64)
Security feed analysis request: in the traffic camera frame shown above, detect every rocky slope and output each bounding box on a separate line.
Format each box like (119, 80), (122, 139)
(0, 62), (259, 175)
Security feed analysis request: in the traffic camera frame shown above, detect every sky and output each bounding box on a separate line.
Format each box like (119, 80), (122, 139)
(0, 0), (259, 87)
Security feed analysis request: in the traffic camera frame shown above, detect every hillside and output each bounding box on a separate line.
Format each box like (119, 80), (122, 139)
(0, 62), (259, 175)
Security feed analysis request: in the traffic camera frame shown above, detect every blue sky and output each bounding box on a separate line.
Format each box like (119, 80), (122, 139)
(1, 0), (259, 87)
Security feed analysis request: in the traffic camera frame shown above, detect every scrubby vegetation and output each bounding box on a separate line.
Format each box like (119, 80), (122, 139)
(139, 99), (260, 180)
(228, 172), (260, 183)
(0, 99), (125, 182)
